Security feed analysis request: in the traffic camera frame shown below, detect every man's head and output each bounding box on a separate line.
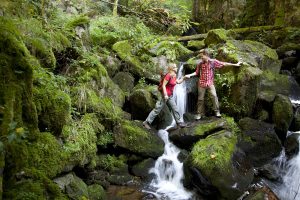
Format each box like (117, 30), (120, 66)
(199, 49), (210, 62)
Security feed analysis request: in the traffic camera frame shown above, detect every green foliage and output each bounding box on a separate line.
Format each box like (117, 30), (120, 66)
(96, 154), (127, 172)
(62, 114), (101, 166)
(97, 131), (114, 148)
(90, 16), (153, 47)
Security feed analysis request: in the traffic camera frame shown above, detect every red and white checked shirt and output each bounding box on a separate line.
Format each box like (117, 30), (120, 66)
(195, 59), (224, 88)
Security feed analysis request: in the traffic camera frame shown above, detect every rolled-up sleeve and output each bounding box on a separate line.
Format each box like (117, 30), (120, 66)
(213, 59), (224, 69)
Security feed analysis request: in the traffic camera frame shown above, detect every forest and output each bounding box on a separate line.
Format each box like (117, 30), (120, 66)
(0, 0), (300, 199)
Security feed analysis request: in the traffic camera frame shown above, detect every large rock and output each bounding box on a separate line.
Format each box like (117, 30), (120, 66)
(112, 40), (159, 82)
(169, 118), (228, 149)
(54, 173), (89, 199)
(113, 120), (164, 158)
(238, 117), (282, 167)
(112, 72), (135, 93)
(129, 87), (156, 120)
(185, 130), (254, 199)
(272, 94), (294, 140)
(204, 29), (230, 46)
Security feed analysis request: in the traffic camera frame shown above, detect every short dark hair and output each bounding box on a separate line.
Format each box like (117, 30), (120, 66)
(199, 49), (209, 56)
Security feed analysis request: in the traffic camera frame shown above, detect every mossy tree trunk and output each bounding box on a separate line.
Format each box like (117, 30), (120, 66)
(274, 0), (285, 26)
(113, 0), (119, 16)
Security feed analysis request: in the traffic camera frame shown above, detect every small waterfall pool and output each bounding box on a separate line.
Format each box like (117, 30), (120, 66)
(143, 63), (194, 199)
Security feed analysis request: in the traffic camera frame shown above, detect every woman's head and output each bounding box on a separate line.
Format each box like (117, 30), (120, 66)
(167, 63), (178, 73)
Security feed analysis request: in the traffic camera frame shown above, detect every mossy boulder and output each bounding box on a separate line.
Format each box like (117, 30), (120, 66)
(258, 71), (290, 102)
(204, 29), (230, 46)
(112, 40), (157, 81)
(54, 173), (89, 200)
(272, 94), (294, 140)
(88, 184), (106, 200)
(131, 158), (156, 180)
(169, 118), (228, 149)
(113, 120), (164, 157)
(149, 40), (193, 61)
(112, 72), (135, 94)
(0, 18), (38, 136)
(33, 69), (71, 135)
(218, 40), (281, 73)
(238, 117), (282, 167)
(187, 40), (205, 50)
(186, 129), (253, 199)
(129, 86), (157, 120)
(62, 114), (101, 167)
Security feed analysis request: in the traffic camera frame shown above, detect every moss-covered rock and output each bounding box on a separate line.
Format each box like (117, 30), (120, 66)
(238, 117), (282, 167)
(112, 72), (135, 94)
(113, 40), (157, 81)
(54, 173), (89, 200)
(272, 94), (294, 140)
(149, 40), (193, 61)
(0, 17), (38, 136)
(186, 129), (253, 199)
(204, 29), (230, 46)
(258, 71), (290, 102)
(129, 87), (156, 120)
(113, 120), (164, 157)
(62, 114), (101, 166)
(88, 184), (106, 200)
(187, 40), (205, 50)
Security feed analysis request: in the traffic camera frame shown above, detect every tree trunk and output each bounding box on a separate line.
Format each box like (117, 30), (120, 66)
(274, 0), (285, 26)
(113, 0), (119, 16)
(192, 0), (200, 21)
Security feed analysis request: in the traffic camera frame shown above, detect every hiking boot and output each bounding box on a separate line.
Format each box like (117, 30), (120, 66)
(178, 122), (187, 128)
(143, 121), (151, 130)
(195, 114), (202, 120)
(215, 111), (221, 118)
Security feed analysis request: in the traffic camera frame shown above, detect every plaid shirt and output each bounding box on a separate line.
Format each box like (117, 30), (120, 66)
(195, 59), (224, 87)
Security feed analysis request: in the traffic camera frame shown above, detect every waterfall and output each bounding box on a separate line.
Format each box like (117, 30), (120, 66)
(143, 63), (194, 199)
(147, 130), (194, 200)
(267, 98), (300, 200)
(174, 63), (187, 118)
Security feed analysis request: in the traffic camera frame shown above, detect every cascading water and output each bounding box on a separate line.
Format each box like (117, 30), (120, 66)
(267, 99), (300, 200)
(144, 63), (194, 199)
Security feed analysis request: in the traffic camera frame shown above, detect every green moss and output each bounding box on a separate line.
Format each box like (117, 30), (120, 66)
(88, 184), (106, 200)
(0, 17), (38, 136)
(187, 40), (205, 50)
(62, 114), (100, 166)
(244, 40), (278, 60)
(96, 154), (127, 173)
(5, 132), (68, 179)
(194, 119), (225, 137)
(204, 29), (229, 46)
(66, 15), (90, 29)
(190, 130), (237, 175)
(112, 40), (145, 74)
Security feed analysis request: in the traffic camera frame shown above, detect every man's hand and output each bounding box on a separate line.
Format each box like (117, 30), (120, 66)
(184, 75), (190, 79)
(236, 61), (243, 66)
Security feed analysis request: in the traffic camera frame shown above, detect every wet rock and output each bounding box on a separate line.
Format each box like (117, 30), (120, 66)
(284, 131), (300, 158)
(238, 117), (282, 167)
(131, 158), (156, 180)
(272, 94), (294, 141)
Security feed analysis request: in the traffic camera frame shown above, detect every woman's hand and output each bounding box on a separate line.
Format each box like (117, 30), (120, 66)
(164, 95), (169, 101)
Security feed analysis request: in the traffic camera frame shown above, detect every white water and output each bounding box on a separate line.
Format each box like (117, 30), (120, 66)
(270, 132), (300, 200)
(148, 130), (194, 200)
(268, 98), (300, 199)
(144, 63), (193, 199)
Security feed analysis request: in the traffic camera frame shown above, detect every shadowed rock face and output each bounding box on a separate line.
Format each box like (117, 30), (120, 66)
(238, 117), (282, 167)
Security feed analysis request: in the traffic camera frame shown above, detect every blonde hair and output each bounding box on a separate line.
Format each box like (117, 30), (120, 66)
(167, 63), (177, 72)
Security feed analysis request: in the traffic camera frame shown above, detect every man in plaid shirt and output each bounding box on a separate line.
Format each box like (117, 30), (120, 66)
(185, 49), (241, 120)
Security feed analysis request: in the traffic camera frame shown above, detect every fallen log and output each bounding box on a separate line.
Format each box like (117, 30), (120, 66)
(164, 25), (284, 41)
